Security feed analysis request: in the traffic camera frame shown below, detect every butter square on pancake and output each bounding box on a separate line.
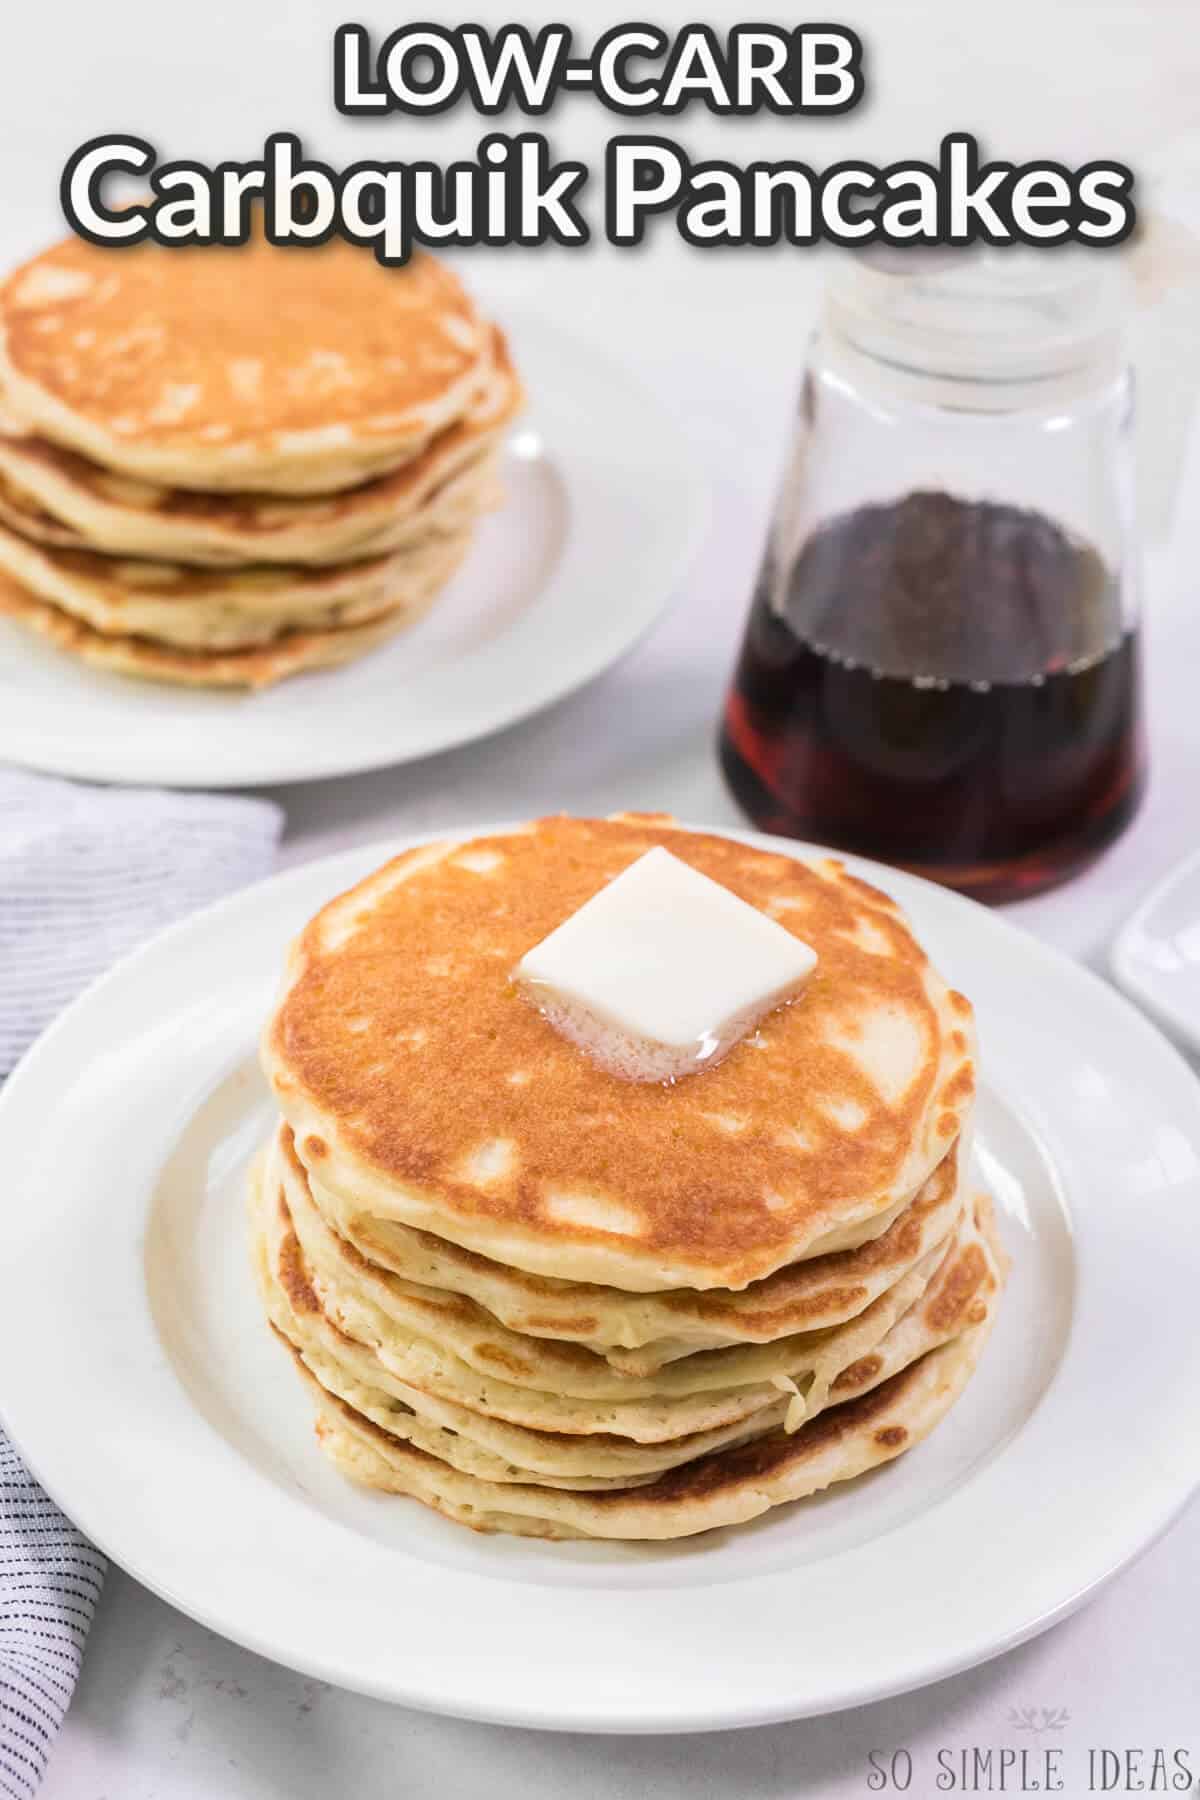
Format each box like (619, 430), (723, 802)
(515, 846), (817, 1082)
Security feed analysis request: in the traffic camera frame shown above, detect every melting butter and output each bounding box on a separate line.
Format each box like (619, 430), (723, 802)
(513, 846), (817, 1083)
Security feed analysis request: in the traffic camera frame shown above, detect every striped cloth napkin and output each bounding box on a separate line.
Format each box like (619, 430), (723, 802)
(0, 766), (280, 1798)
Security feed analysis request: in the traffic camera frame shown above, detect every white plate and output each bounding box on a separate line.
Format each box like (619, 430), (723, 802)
(1111, 847), (1200, 1056)
(1, 827), (1199, 1734)
(0, 315), (707, 788)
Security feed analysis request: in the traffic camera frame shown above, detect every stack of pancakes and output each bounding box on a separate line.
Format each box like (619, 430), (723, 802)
(253, 815), (1005, 1541)
(0, 236), (521, 686)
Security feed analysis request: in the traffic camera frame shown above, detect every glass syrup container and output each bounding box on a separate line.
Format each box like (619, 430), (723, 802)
(719, 249), (1148, 903)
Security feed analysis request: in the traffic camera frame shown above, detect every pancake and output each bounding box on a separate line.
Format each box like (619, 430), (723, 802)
(0, 513), (479, 650)
(267, 1122), (960, 1425)
(0, 236), (492, 493)
(314, 1320), (995, 1540)
(296, 1196), (1004, 1541)
(0, 567), (450, 688)
(0, 447), (498, 566)
(253, 1148), (1002, 1495)
(268, 1325), (660, 1495)
(305, 1127), (966, 1369)
(252, 814), (1000, 1541)
(254, 1163), (800, 1484)
(0, 326), (519, 566)
(0, 514), (477, 650)
(264, 817), (976, 1292)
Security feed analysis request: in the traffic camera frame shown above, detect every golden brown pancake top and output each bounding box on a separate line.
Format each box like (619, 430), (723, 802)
(1, 235), (486, 450)
(267, 818), (975, 1285)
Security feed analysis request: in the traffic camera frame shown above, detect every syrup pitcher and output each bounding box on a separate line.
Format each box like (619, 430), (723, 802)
(719, 217), (1200, 903)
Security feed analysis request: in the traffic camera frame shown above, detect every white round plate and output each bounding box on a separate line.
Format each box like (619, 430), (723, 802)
(1, 827), (1199, 1734)
(1110, 846), (1200, 1057)
(0, 314), (707, 788)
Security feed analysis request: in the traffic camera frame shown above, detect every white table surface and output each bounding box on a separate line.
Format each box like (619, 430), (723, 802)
(36, 260), (1200, 1800)
(4, 3), (1199, 1792)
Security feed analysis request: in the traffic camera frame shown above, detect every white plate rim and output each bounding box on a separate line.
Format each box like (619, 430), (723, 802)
(1, 824), (1199, 1733)
(0, 314), (710, 789)
(1110, 845), (1200, 1056)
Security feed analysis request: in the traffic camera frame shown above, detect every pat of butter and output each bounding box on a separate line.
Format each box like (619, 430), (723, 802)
(514, 846), (817, 1082)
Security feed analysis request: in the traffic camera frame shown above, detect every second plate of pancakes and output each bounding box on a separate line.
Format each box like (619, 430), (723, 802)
(0, 305), (708, 787)
(0, 823), (1198, 1730)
